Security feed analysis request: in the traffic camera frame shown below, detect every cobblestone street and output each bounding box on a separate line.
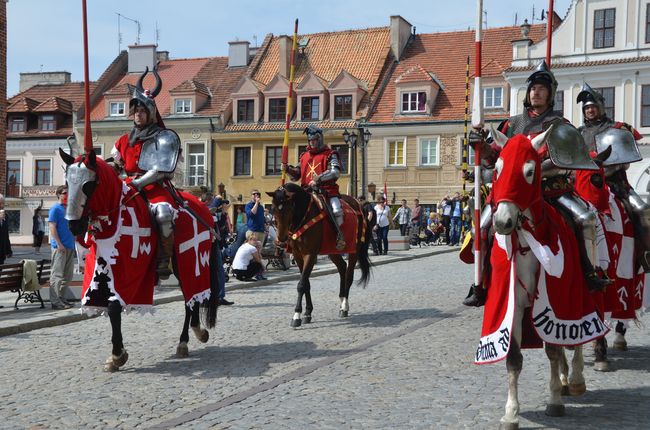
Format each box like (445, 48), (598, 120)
(1, 251), (649, 429)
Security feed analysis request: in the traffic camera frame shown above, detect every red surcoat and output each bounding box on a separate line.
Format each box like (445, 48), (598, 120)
(299, 148), (340, 197)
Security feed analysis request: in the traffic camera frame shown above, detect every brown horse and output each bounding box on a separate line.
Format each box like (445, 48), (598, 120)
(267, 183), (372, 327)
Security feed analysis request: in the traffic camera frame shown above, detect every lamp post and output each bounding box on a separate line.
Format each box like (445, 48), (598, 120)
(342, 129), (358, 198)
(358, 127), (371, 200)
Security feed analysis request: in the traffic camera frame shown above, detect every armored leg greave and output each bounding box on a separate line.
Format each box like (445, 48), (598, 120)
(330, 197), (346, 250)
(154, 203), (175, 280)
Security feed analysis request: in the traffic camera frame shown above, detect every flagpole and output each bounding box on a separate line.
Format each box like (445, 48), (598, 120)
(81, 0), (92, 155)
(471, 0), (484, 289)
(280, 19), (299, 186)
(461, 55), (470, 237)
(546, 0), (554, 67)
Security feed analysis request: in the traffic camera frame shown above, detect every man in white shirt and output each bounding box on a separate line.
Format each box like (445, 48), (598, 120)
(392, 199), (411, 236)
(232, 232), (266, 281)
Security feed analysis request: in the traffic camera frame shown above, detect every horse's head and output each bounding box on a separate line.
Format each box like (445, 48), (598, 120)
(266, 182), (305, 243)
(60, 148), (100, 235)
(491, 126), (551, 235)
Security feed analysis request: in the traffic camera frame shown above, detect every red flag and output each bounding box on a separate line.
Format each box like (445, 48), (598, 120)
(383, 182), (388, 202)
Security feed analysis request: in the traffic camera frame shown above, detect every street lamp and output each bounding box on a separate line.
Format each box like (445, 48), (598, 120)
(342, 128), (359, 198)
(358, 127), (371, 201)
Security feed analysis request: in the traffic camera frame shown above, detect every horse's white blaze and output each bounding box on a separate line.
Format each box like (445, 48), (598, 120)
(523, 159), (536, 184)
(340, 297), (349, 312)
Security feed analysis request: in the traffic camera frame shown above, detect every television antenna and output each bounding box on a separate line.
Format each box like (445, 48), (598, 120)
(116, 12), (141, 53)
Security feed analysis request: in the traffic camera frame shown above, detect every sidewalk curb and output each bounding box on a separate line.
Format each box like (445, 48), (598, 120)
(0, 247), (459, 337)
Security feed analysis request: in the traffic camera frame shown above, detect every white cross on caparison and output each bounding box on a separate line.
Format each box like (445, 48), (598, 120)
(121, 206), (152, 258)
(178, 209), (211, 276)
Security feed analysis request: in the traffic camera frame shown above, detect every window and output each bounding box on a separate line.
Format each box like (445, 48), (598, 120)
(594, 8), (615, 49)
(188, 144), (205, 186)
(40, 115), (56, 131)
(401, 91), (427, 112)
(93, 146), (103, 157)
(646, 5), (650, 44)
(109, 101), (125, 116)
(297, 145), (308, 162)
(301, 97), (320, 120)
(6, 160), (21, 197)
(387, 138), (406, 166)
(595, 87), (615, 119)
(265, 146), (282, 175)
(419, 137), (439, 166)
(175, 99), (192, 114)
(331, 145), (349, 174)
(554, 90), (564, 115)
(483, 87), (503, 109)
(234, 147), (251, 176)
(268, 98), (286, 122)
(5, 210), (20, 234)
(35, 159), (51, 185)
(641, 85), (650, 127)
(237, 100), (255, 122)
(9, 117), (25, 132)
(334, 95), (353, 119)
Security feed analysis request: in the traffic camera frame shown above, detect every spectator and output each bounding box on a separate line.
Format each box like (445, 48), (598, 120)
(449, 192), (463, 246)
(48, 185), (75, 310)
(392, 199), (412, 236)
(235, 206), (247, 231)
(245, 189), (266, 242)
(32, 199), (46, 254)
(232, 231), (266, 281)
(358, 196), (379, 255)
(0, 194), (12, 265)
(373, 196), (392, 255)
(209, 195), (233, 305)
(411, 198), (422, 232)
(439, 195), (452, 244)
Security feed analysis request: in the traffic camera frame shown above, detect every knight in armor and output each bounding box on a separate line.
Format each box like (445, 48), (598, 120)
(111, 68), (182, 280)
(283, 125), (346, 250)
(464, 61), (609, 307)
(577, 83), (650, 271)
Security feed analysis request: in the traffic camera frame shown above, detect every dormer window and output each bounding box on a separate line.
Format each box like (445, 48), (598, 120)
(109, 101), (126, 116)
(301, 97), (320, 121)
(10, 117), (25, 132)
(268, 98), (287, 122)
(483, 87), (503, 109)
(594, 8), (615, 49)
(40, 115), (56, 131)
(334, 95), (353, 120)
(237, 100), (255, 123)
(401, 92), (427, 113)
(175, 98), (192, 114)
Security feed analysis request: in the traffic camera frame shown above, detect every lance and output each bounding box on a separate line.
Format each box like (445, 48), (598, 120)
(280, 19), (299, 185)
(546, 0), (555, 67)
(461, 56), (470, 236)
(471, 0), (483, 289)
(81, 0), (93, 155)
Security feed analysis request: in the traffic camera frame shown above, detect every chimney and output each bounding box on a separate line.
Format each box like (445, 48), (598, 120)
(19, 71), (71, 92)
(278, 35), (292, 78)
(390, 15), (412, 61)
(228, 41), (250, 68)
(128, 44), (157, 73)
(157, 51), (170, 62)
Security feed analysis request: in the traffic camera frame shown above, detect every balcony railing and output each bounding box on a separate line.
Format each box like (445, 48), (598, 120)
(5, 183), (21, 198)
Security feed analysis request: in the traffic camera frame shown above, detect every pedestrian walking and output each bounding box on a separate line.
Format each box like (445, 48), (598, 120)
(32, 199), (46, 254)
(48, 186), (75, 310)
(374, 196), (392, 255)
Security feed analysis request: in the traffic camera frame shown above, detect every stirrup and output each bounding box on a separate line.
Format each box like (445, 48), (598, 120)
(335, 234), (346, 251)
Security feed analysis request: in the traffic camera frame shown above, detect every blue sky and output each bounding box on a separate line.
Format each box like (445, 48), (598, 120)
(6, 0), (571, 97)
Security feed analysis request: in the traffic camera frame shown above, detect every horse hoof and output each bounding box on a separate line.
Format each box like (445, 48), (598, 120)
(176, 344), (189, 358)
(339, 310), (348, 318)
(291, 319), (302, 328)
(613, 340), (628, 351)
(302, 315), (312, 324)
(198, 330), (209, 343)
(561, 385), (570, 396)
(569, 383), (586, 396)
(594, 360), (610, 372)
(545, 404), (565, 417)
(499, 421), (519, 430)
(103, 362), (119, 373)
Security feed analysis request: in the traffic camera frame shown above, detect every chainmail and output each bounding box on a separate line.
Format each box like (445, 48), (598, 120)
(507, 109), (565, 136)
(578, 117), (614, 151)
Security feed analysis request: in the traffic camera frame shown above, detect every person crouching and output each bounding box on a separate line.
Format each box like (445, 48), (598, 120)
(232, 231), (266, 281)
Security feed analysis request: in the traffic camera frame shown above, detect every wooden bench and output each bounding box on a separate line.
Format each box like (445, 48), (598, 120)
(0, 260), (51, 309)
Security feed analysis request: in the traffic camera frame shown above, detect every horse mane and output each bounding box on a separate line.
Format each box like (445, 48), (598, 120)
(282, 183), (311, 228)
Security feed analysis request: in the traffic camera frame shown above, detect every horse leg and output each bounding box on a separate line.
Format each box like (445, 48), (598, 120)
(177, 304), (192, 358)
(593, 336), (610, 372)
(291, 254), (315, 327)
(500, 339), (523, 430)
(329, 254), (349, 317)
(341, 254), (358, 317)
(190, 302), (209, 343)
(559, 348), (570, 396)
(544, 343), (566, 417)
(104, 300), (129, 372)
(613, 321), (628, 351)
(568, 345), (586, 395)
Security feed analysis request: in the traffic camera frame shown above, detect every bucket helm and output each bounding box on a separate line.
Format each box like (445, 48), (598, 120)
(304, 125), (325, 153)
(524, 60), (558, 109)
(576, 82), (606, 118)
(128, 66), (162, 124)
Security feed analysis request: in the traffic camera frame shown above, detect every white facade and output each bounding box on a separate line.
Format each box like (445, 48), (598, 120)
(506, 0), (650, 200)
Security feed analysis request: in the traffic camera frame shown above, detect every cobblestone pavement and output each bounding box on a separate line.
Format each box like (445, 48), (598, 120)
(1, 251), (649, 429)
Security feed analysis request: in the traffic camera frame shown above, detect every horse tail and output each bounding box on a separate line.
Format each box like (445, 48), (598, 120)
(356, 210), (374, 289)
(201, 245), (220, 329)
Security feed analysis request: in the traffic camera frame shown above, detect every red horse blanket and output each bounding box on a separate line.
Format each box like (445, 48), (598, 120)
(476, 203), (608, 364)
(81, 184), (213, 315)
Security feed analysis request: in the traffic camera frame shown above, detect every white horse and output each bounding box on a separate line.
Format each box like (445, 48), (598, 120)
(483, 126), (607, 429)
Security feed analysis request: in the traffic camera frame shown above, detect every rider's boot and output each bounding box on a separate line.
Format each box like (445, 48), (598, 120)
(157, 233), (174, 280)
(463, 284), (486, 307)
